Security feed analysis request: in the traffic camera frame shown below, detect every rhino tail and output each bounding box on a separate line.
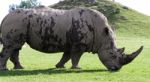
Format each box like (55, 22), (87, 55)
(0, 37), (2, 45)
(0, 18), (4, 45)
(0, 25), (2, 45)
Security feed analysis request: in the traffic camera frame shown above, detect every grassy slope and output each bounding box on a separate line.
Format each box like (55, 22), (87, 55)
(0, 0), (150, 82)
(116, 7), (150, 38)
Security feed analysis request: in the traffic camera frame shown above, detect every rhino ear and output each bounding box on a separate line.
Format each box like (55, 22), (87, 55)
(104, 27), (109, 35)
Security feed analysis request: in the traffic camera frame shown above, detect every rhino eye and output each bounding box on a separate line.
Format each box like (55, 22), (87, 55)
(111, 54), (117, 59)
(112, 55), (117, 59)
(109, 52), (117, 59)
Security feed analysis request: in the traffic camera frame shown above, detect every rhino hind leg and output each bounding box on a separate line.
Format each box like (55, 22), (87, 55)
(0, 31), (26, 70)
(56, 50), (71, 68)
(10, 50), (23, 69)
(0, 47), (14, 70)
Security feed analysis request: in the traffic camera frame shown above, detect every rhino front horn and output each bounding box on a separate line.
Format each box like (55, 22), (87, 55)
(122, 46), (143, 65)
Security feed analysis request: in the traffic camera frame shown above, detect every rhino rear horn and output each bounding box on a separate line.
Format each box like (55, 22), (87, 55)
(117, 47), (125, 54)
(122, 46), (143, 65)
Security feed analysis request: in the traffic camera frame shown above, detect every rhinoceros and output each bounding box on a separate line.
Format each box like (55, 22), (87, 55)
(0, 7), (143, 71)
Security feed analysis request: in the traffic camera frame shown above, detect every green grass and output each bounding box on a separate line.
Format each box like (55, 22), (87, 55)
(0, 37), (150, 82)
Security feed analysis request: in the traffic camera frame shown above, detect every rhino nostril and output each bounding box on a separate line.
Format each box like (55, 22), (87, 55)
(109, 66), (120, 71)
(111, 67), (116, 70)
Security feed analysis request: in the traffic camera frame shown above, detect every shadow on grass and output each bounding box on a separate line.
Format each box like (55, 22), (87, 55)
(0, 68), (108, 77)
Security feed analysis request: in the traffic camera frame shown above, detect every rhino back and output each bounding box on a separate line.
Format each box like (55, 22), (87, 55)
(26, 8), (95, 52)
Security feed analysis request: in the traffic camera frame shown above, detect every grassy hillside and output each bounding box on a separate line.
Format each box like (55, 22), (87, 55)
(51, 0), (150, 38)
(116, 8), (150, 38)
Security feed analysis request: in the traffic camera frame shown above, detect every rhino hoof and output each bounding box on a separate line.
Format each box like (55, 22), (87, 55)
(55, 64), (65, 68)
(0, 68), (8, 71)
(71, 66), (81, 69)
(13, 66), (24, 69)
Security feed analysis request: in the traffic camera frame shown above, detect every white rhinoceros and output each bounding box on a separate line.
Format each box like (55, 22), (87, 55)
(0, 6), (143, 71)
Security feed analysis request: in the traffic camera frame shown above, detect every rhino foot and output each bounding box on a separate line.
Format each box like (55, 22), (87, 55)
(71, 66), (81, 69)
(0, 59), (8, 71)
(55, 64), (65, 68)
(0, 67), (8, 71)
(13, 65), (24, 69)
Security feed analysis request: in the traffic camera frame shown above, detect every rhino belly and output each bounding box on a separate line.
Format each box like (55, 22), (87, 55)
(26, 30), (65, 53)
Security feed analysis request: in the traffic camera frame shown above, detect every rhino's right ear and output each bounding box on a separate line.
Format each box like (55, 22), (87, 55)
(104, 27), (109, 35)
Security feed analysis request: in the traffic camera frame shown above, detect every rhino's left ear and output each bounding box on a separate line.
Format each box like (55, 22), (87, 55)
(104, 27), (109, 35)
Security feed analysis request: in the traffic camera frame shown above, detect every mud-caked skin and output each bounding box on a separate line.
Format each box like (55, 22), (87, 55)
(0, 6), (143, 71)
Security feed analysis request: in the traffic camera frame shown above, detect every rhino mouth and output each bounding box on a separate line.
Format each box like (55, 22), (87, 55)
(107, 66), (121, 71)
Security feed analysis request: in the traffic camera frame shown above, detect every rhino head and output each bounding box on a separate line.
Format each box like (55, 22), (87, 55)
(97, 27), (143, 71)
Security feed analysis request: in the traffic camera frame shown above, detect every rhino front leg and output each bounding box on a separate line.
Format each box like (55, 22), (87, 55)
(71, 51), (83, 69)
(0, 47), (13, 70)
(10, 50), (23, 69)
(56, 50), (71, 68)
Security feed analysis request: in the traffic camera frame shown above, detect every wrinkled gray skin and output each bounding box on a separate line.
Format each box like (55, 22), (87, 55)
(0, 7), (143, 71)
